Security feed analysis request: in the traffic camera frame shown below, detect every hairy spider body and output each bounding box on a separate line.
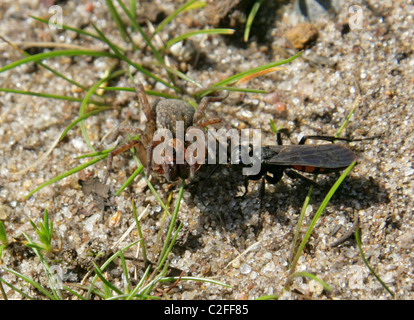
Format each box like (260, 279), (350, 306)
(153, 100), (195, 137)
(103, 83), (224, 183)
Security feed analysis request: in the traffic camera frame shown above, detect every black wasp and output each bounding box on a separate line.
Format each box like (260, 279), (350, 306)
(238, 131), (372, 195)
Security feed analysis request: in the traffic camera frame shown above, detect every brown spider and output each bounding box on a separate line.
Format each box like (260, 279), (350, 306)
(103, 83), (226, 183)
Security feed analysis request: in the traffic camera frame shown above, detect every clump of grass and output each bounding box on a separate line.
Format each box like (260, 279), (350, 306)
(0, 195), (230, 300)
(0, 221), (8, 259)
(26, 209), (54, 253)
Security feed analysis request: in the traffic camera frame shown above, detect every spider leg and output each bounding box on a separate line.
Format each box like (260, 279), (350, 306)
(146, 140), (158, 178)
(104, 139), (144, 184)
(195, 117), (222, 128)
(193, 93), (228, 124)
(102, 120), (143, 148)
(135, 83), (156, 136)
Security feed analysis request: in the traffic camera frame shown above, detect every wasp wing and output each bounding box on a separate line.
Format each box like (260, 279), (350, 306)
(261, 144), (356, 169)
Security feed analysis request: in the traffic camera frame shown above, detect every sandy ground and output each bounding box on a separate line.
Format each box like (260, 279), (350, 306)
(0, 0), (413, 300)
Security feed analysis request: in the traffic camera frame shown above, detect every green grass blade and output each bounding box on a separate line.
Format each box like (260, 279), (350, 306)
(30, 15), (125, 52)
(24, 155), (107, 199)
(125, 265), (152, 300)
(92, 24), (178, 92)
(287, 271), (332, 292)
(29, 220), (41, 235)
(115, 165), (144, 196)
(287, 94), (362, 268)
(335, 95), (360, 138)
(196, 51), (302, 98)
(25, 243), (46, 251)
(0, 221), (8, 246)
(107, 293), (160, 300)
(43, 209), (50, 234)
(115, 0), (177, 85)
(62, 285), (87, 300)
(165, 29), (235, 49)
(289, 185), (314, 264)
(0, 244), (6, 259)
(142, 176), (169, 214)
(75, 148), (113, 159)
(105, 0), (129, 43)
(0, 88), (108, 106)
(1, 279), (8, 299)
(23, 233), (62, 299)
(0, 35), (89, 91)
(154, 61), (204, 88)
(153, 0), (204, 36)
(194, 86), (267, 96)
(2, 267), (56, 300)
(93, 263), (123, 297)
(139, 263), (169, 297)
(119, 251), (131, 294)
(157, 222), (183, 270)
(59, 108), (111, 141)
(115, 0), (164, 66)
(129, 0), (137, 22)
(78, 69), (124, 153)
(42, 209), (53, 251)
(269, 118), (278, 134)
(288, 161), (357, 277)
(159, 276), (232, 288)
(255, 295), (279, 300)
(244, 0), (264, 42)
(86, 240), (140, 299)
(131, 199), (148, 266)
(0, 50), (117, 74)
(101, 86), (179, 99)
(0, 276), (34, 300)
(355, 228), (395, 298)
(157, 181), (185, 269)
(130, 152), (169, 213)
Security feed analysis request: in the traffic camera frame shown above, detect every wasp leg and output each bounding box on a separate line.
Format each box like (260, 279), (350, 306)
(237, 169), (265, 198)
(284, 169), (323, 188)
(275, 128), (290, 146)
(104, 83), (158, 182)
(298, 135), (378, 145)
(264, 170), (284, 185)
